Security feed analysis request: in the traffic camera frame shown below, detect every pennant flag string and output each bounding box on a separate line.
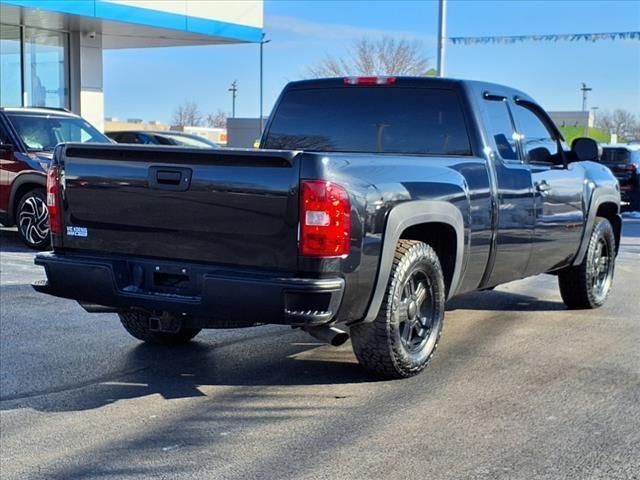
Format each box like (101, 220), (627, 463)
(449, 31), (640, 45)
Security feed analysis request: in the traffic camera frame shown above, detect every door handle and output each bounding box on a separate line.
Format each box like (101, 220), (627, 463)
(148, 166), (192, 191)
(156, 170), (182, 185)
(535, 180), (551, 192)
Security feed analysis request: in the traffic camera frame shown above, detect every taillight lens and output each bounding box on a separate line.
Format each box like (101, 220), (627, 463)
(46, 166), (62, 235)
(299, 180), (351, 257)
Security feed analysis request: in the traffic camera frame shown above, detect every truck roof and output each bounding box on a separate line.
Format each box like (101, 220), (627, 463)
(1, 106), (78, 117)
(286, 76), (526, 94)
(283, 76), (537, 106)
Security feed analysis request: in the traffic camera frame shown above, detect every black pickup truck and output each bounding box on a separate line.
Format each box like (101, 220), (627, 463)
(34, 77), (621, 378)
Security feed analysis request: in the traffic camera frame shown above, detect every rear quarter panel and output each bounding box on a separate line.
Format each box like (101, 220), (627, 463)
(299, 152), (492, 322)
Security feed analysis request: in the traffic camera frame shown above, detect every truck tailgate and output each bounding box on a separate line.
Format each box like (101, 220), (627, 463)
(59, 144), (301, 271)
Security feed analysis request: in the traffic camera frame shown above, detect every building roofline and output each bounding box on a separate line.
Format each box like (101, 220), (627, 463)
(1, 0), (263, 44)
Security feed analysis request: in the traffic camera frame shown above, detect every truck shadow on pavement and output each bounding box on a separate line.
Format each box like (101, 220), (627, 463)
(446, 289), (566, 312)
(0, 327), (380, 413)
(1, 286), (568, 415)
(3, 300), (581, 480)
(0, 224), (573, 415)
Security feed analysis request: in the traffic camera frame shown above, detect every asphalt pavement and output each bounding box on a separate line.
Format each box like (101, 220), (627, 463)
(1, 219), (639, 480)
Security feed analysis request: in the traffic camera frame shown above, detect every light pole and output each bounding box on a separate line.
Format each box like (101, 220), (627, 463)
(229, 80), (238, 118)
(260, 34), (271, 133)
(580, 82), (592, 112)
(436, 0), (447, 77)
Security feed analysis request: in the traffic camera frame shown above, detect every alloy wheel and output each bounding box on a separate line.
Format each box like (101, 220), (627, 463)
(18, 194), (49, 247)
(398, 268), (437, 353)
(591, 237), (613, 300)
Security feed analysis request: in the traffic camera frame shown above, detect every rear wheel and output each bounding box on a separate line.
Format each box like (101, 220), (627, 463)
(17, 188), (50, 250)
(119, 312), (201, 345)
(558, 217), (616, 309)
(350, 240), (445, 379)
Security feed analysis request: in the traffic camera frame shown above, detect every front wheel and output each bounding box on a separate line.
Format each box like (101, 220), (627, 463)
(350, 240), (446, 379)
(17, 188), (50, 250)
(558, 217), (616, 309)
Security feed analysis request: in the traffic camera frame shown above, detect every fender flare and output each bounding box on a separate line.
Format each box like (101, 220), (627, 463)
(573, 188), (621, 266)
(362, 200), (465, 323)
(8, 172), (46, 225)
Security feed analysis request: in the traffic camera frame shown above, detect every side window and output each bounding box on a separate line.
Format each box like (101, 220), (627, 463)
(136, 133), (154, 144)
(512, 104), (559, 164)
(119, 132), (139, 144)
(484, 99), (518, 161)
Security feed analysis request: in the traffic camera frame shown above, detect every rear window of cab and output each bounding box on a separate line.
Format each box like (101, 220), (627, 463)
(263, 87), (472, 156)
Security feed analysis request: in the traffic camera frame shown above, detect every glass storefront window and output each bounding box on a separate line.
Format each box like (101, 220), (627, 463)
(24, 27), (68, 108)
(0, 24), (69, 109)
(0, 24), (22, 107)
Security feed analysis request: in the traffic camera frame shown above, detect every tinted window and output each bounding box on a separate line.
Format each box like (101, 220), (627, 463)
(116, 132), (140, 144)
(601, 148), (630, 165)
(136, 133), (155, 144)
(6, 113), (109, 150)
(512, 104), (558, 163)
(483, 99), (518, 161)
(264, 87), (471, 155)
(158, 133), (218, 148)
(153, 135), (175, 145)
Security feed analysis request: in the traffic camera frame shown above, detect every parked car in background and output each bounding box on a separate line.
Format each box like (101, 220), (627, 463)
(35, 77), (621, 379)
(0, 107), (111, 249)
(107, 130), (220, 149)
(599, 144), (640, 211)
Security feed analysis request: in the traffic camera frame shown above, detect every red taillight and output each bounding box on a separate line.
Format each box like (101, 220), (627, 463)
(46, 166), (62, 235)
(343, 76), (396, 85)
(624, 163), (637, 172)
(299, 180), (351, 257)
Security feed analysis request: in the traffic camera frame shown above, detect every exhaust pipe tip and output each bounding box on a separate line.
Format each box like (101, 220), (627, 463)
(303, 326), (349, 347)
(329, 330), (349, 347)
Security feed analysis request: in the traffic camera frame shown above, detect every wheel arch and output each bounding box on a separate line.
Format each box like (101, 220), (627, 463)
(573, 189), (621, 265)
(361, 201), (465, 323)
(8, 173), (47, 225)
(595, 202), (621, 255)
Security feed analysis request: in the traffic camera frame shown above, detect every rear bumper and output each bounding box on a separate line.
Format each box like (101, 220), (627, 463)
(34, 252), (344, 327)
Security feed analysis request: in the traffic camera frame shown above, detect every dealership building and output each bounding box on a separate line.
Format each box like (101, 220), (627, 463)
(0, 0), (263, 130)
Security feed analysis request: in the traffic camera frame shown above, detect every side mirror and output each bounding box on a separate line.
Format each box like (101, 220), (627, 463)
(571, 137), (601, 162)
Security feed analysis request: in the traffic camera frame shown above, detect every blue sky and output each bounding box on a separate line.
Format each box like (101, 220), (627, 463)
(103, 0), (640, 123)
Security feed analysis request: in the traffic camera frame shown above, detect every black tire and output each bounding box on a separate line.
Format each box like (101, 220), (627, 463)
(630, 191), (640, 212)
(350, 240), (446, 379)
(558, 217), (616, 309)
(16, 188), (50, 250)
(119, 312), (201, 345)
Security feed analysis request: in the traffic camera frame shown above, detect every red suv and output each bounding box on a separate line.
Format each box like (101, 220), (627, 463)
(0, 107), (111, 249)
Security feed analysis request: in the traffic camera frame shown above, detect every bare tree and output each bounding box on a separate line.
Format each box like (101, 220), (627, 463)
(206, 109), (227, 129)
(171, 100), (203, 127)
(307, 37), (430, 77)
(596, 109), (638, 140)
